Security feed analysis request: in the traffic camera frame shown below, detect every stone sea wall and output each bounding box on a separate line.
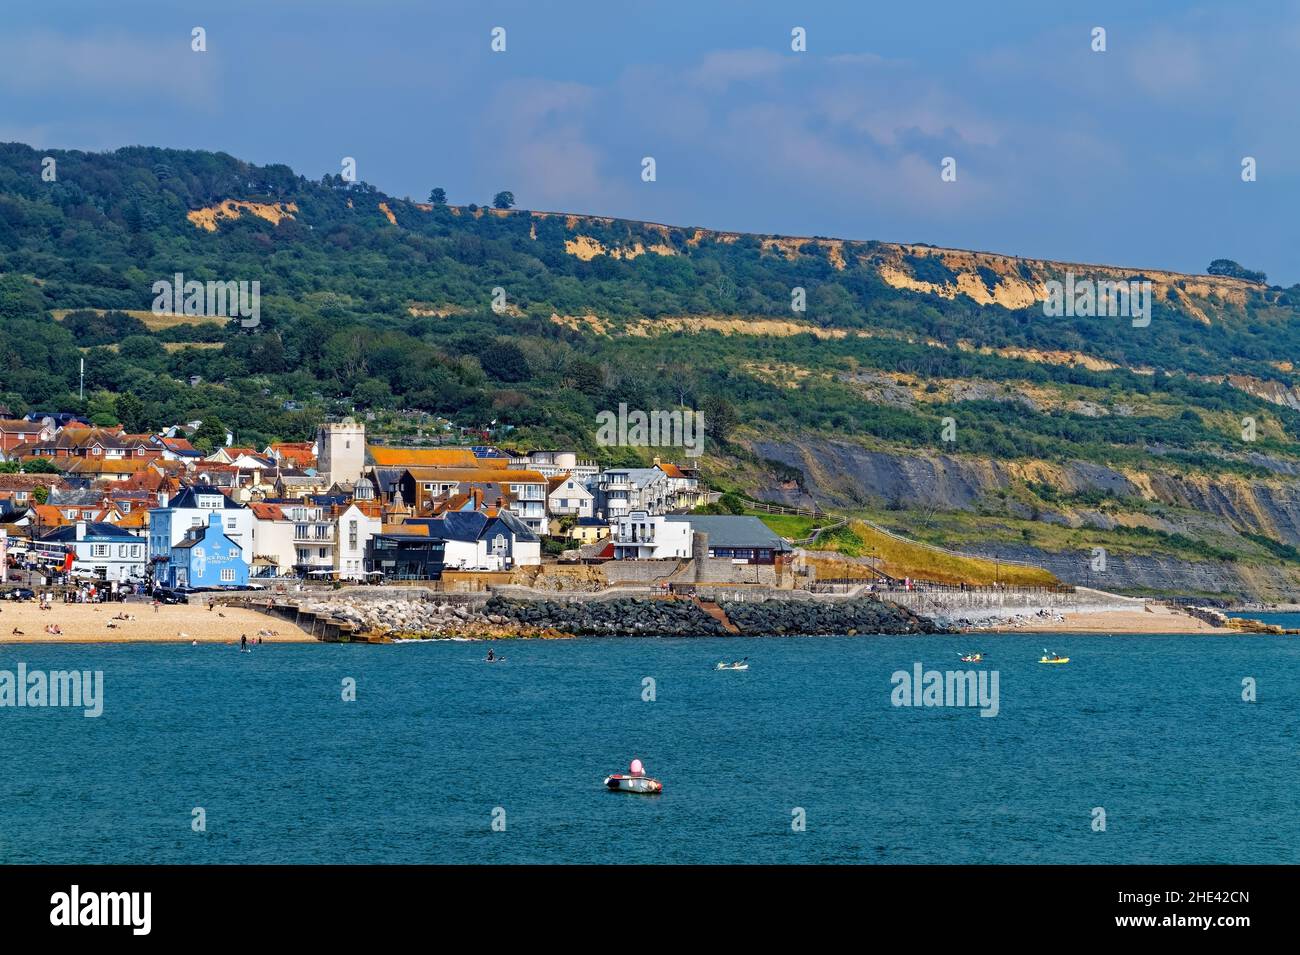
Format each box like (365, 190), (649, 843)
(289, 591), (945, 639)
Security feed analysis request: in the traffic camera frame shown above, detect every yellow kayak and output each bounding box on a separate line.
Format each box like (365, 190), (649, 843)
(1038, 656), (1070, 664)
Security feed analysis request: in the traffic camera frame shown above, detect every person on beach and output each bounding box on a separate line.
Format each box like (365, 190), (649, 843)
(240, 633), (248, 650)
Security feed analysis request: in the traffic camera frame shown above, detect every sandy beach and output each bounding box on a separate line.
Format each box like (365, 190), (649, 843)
(0, 594), (1251, 641)
(0, 600), (315, 644)
(961, 603), (1221, 635)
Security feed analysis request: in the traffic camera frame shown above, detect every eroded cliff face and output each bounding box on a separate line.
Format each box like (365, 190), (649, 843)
(748, 437), (1300, 598)
(957, 543), (1300, 602)
(533, 210), (1262, 322)
(752, 438), (1300, 540)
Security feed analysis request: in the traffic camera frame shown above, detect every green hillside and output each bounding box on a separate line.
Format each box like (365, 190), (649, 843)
(4, 142), (1300, 597)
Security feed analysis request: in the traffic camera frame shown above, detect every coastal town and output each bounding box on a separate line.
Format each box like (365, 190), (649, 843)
(0, 409), (1261, 642)
(0, 412), (787, 588)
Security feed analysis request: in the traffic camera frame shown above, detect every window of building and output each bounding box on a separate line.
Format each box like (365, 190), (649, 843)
(220, 568), (236, 582)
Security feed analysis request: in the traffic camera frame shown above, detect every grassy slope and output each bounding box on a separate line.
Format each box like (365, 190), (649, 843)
(755, 510), (1059, 586)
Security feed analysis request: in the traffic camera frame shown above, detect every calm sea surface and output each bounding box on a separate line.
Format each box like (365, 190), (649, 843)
(2, 630), (1298, 864)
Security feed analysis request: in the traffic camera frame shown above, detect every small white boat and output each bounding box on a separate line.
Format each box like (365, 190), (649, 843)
(604, 774), (663, 794)
(484, 656), (506, 663)
(604, 759), (662, 794)
(715, 659), (749, 671)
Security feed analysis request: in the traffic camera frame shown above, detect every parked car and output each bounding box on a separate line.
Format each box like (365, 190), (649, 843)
(0, 587), (36, 601)
(152, 588), (189, 605)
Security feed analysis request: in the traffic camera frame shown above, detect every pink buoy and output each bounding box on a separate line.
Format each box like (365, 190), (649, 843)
(629, 758), (644, 777)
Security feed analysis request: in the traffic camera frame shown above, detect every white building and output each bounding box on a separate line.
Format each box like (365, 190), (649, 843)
(509, 450), (599, 482)
(254, 501), (333, 577)
(249, 500), (379, 579)
(40, 521), (149, 583)
(596, 468), (671, 519)
(334, 503), (381, 580)
(612, 510), (693, 560)
(547, 474), (595, 527)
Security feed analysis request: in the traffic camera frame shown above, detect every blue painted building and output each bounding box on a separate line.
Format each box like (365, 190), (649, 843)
(164, 512), (249, 589)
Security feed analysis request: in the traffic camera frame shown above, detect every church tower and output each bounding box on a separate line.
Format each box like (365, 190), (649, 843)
(316, 418), (365, 487)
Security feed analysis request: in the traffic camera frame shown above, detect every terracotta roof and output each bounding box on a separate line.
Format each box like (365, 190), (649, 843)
(267, 442), (317, 467)
(656, 462), (687, 479)
(0, 418), (46, 433)
(381, 523), (428, 536)
(31, 504), (68, 526)
(114, 509), (149, 529)
(115, 469), (171, 492)
(0, 474), (64, 490)
(61, 458), (152, 475)
(367, 446), (482, 468)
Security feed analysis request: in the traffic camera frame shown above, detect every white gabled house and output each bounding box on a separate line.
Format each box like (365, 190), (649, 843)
(611, 510), (693, 560)
(546, 473), (595, 526)
(334, 503), (381, 580)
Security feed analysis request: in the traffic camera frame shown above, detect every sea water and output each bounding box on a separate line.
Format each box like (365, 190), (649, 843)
(1, 633), (1296, 864)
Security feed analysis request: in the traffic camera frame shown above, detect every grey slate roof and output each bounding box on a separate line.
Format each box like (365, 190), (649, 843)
(664, 515), (791, 551)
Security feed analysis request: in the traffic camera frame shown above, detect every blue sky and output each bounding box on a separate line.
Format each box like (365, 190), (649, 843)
(5, 0), (1299, 282)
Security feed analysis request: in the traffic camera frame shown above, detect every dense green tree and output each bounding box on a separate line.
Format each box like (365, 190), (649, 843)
(114, 391), (148, 432)
(1208, 259), (1267, 283)
(192, 416), (228, 453)
(479, 340), (531, 382)
(700, 394), (739, 445)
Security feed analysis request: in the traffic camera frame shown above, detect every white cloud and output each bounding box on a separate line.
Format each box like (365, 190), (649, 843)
(0, 30), (217, 108)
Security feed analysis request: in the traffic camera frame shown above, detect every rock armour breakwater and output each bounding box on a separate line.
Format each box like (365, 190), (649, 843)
(286, 592), (943, 639)
(477, 594), (941, 637)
